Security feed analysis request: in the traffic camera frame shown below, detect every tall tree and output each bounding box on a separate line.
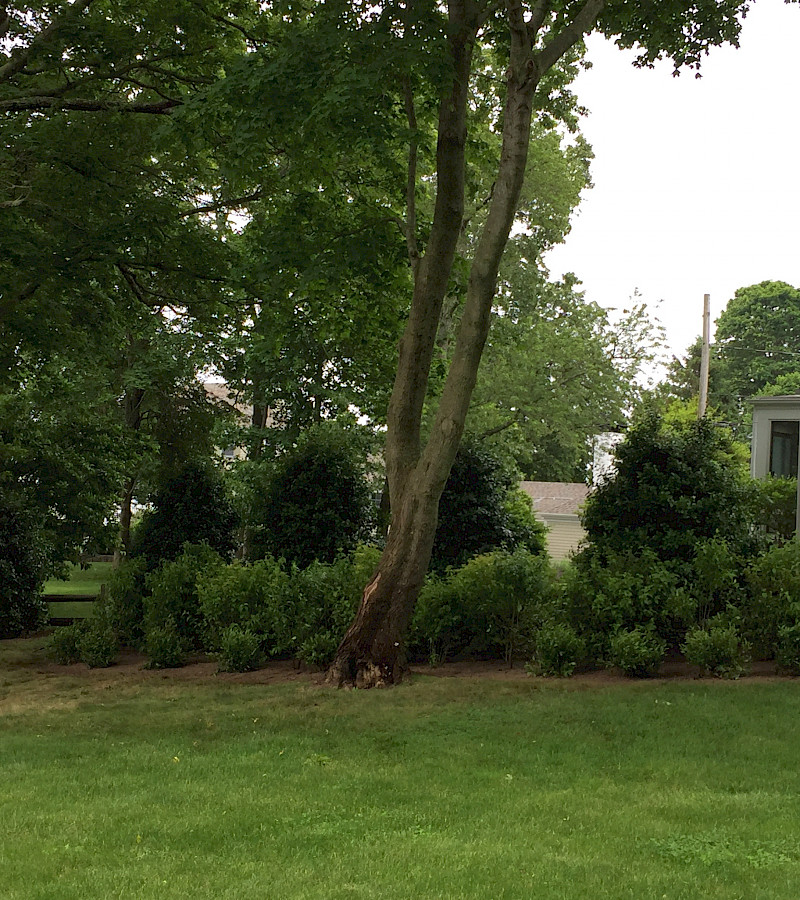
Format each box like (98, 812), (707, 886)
(326, 0), (756, 688)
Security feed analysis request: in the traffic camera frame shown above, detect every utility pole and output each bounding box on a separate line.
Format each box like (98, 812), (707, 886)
(697, 293), (711, 419)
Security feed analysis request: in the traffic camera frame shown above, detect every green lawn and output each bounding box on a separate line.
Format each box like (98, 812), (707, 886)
(3, 637), (800, 899)
(43, 561), (113, 597)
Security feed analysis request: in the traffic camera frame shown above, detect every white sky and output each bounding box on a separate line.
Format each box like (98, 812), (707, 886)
(545, 0), (800, 365)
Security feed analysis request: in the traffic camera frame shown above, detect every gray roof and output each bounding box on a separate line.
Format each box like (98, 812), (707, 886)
(520, 481), (590, 516)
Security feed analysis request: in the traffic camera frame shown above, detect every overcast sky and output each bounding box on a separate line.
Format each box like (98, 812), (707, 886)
(545, 0), (800, 365)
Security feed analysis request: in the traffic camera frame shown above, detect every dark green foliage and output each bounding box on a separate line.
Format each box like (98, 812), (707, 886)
(582, 416), (759, 565)
(143, 544), (224, 658)
(47, 624), (83, 665)
(102, 558), (147, 649)
(431, 443), (546, 571)
(608, 628), (666, 678)
(0, 490), (48, 638)
(145, 621), (187, 670)
(743, 543), (800, 659)
(682, 621), (748, 679)
(251, 426), (373, 569)
(531, 623), (585, 677)
(409, 549), (552, 663)
(78, 617), (118, 669)
(214, 625), (262, 673)
(198, 557), (291, 652)
(776, 624), (800, 675)
(133, 463), (238, 570)
(751, 477), (798, 544)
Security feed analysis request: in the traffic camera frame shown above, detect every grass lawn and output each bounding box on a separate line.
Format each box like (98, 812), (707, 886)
(3, 637), (800, 899)
(43, 562), (113, 597)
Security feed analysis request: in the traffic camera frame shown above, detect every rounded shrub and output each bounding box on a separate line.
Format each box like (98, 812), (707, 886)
(145, 620), (187, 669)
(47, 623), (84, 665)
(251, 425), (373, 568)
(214, 625), (262, 673)
(132, 462), (238, 570)
(682, 621), (748, 679)
(776, 623), (800, 675)
(532, 622), (585, 677)
(608, 627), (666, 677)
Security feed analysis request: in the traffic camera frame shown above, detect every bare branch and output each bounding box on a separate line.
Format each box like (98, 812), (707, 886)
(0, 0), (95, 81)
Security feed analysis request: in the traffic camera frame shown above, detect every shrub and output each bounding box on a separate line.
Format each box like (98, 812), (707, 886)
(532, 623), (585, 677)
(750, 476), (797, 544)
(776, 623), (800, 675)
(251, 425), (373, 568)
(144, 543), (224, 654)
(682, 621), (748, 678)
(47, 623), (84, 665)
(431, 443), (545, 571)
(0, 490), (48, 638)
(608, 627), (666, 677)
(102, 558), (147, 648)
(743, 543), (800, 658)
(214, 625), (262, 673)
(409, 549), (552, 663)
(78, 617), (118, 668)
(582, 415), (761, 565)
(145, 620), (187, 669)
(132, 462), (238, 570)
(198, 557), (291, 653)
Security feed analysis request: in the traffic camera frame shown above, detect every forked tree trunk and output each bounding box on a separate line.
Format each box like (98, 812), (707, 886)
(327, 0), (605, 687)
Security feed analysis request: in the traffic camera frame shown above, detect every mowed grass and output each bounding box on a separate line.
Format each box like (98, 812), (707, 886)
(43, 562), (112, 597)
(3, 639), (800, 899)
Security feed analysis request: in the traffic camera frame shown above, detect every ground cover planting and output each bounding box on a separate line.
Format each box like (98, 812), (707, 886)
(3, 636), (800, 899)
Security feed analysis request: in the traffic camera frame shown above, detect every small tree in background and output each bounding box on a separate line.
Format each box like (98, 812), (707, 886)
(0, 488), (48, 638)
(251, 426), (373, 569)
(430, 442), (546, 572)
(131, 461), (238, 570)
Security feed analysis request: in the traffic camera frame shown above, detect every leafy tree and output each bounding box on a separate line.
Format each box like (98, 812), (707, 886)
(132, 462), (239, 569)
(328, 0), (755, 687)
(251, 426), (373, 569)
(431, 442), (545, 571)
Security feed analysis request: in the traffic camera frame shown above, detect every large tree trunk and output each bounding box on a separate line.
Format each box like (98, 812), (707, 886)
(327, 0), (605, 688)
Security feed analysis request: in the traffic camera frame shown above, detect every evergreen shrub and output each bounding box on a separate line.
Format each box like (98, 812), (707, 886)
(682, 620), (748, 678)
(0, 490), (48, 638)
(607, 627), (666, 677)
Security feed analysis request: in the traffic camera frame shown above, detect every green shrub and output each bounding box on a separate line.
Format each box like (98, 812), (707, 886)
(409, 549), (552, 663)
(78, 617), (118, 668)
(682, 621), (748, 678)
(532, 623), (585, 677)
(145, 620), (187, 669)
(751, 476), (797, 544)
(144, 543), (223, 652)
(251, 425), (373, 568)
(102, 558), (147, 648)
(132, 462), (238, 570)
(214, 625), (262, 673)
(0, 490), (48, 638)
(743, 543), (800, 658)
(431, 443), (545, 571)
(776, 622), (800, 675)
(47, 623), (84, 665)
(608, 627), (666, 677)
(198, 557), (291, 653)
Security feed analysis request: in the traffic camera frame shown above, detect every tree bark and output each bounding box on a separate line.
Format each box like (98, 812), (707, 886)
(327, 0), (605, 688)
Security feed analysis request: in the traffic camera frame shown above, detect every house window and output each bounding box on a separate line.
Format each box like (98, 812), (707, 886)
(770, 421), (799, 478)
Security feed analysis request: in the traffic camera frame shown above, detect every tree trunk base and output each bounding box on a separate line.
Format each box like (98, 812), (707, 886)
(325, 652), (407, 689)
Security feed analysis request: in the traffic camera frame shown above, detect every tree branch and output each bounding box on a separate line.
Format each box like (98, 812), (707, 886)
(401, 76), (420, 277)
(0, 0), (95, 82)
(534, 0), (605, 75)
(0, 96), (180, 114)
(180, 190), (263, 218)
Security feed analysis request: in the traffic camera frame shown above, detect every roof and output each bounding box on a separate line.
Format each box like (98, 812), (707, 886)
(519, 481), (590, 517)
